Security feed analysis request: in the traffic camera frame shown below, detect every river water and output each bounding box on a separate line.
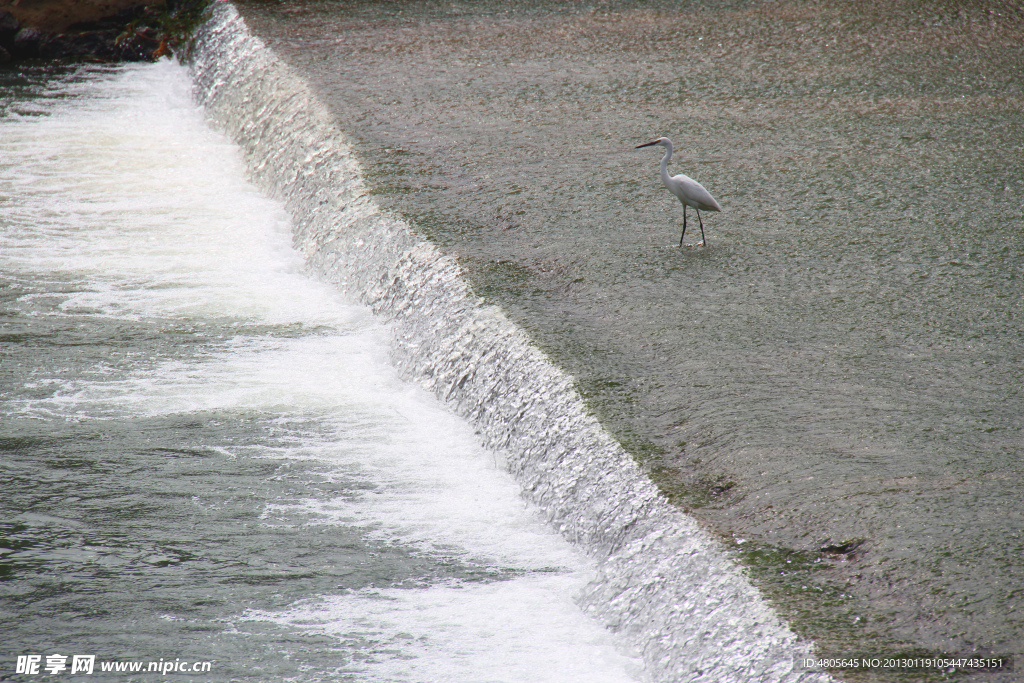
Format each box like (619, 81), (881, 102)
(229, 0), (1024, 670)
(0, 61), (643, 682)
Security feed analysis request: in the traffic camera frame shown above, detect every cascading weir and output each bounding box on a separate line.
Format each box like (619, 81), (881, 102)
(188, 5), (830, 681)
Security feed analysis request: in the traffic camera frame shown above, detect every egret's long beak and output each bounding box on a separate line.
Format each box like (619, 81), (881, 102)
(635, 140), (660, 149)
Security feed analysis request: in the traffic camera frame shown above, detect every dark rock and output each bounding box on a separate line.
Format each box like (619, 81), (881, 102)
(0, 44), (11, 64)
(116, 28), (163, 62)
(39, 30), (121, 61)
(0, 10), (19, 43)
(12, 27), (46, 59)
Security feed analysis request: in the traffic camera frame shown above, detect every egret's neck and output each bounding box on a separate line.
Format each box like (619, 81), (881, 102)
(659, 141), (673, 184)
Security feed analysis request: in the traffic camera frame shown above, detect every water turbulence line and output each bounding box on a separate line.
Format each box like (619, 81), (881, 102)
(188, 5), (831, 681)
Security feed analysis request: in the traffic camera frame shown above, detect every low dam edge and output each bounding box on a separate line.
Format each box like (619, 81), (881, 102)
(185, 5), (830, 681)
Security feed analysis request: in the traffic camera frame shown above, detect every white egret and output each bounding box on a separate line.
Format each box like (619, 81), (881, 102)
(636, 137), (721, 246)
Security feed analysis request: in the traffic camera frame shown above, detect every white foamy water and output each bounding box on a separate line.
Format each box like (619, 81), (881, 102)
(0, 61), (642, 682)
(246, 579), (639, 683)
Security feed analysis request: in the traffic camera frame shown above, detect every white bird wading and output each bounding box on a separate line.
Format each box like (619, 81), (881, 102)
(636, 137), (722, 246)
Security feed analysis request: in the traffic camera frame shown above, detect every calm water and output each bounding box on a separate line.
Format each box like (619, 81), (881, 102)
(0, 61), (641, 682)
(233, 0), (1024, 663)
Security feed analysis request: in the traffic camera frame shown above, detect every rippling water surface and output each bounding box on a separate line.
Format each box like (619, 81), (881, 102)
(0, 61), (641, 682)
(233, 0), (1024, 663)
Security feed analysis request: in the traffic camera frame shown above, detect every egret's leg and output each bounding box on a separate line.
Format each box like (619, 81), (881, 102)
(680, 206), (688, 247)
(697, 209), (707, 245)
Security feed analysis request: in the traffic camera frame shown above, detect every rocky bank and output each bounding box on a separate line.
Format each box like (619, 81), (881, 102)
(0, 0), (206, 63)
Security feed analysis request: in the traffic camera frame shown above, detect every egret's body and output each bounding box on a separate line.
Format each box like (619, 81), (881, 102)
(636, 137), (721, 246)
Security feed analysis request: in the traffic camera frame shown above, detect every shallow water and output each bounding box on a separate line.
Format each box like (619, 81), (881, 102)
(0, 61), (642, 682)
(232, 0), (1024, 663)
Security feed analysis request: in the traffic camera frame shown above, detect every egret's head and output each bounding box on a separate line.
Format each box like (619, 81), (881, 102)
(635, 137), (670, 149)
